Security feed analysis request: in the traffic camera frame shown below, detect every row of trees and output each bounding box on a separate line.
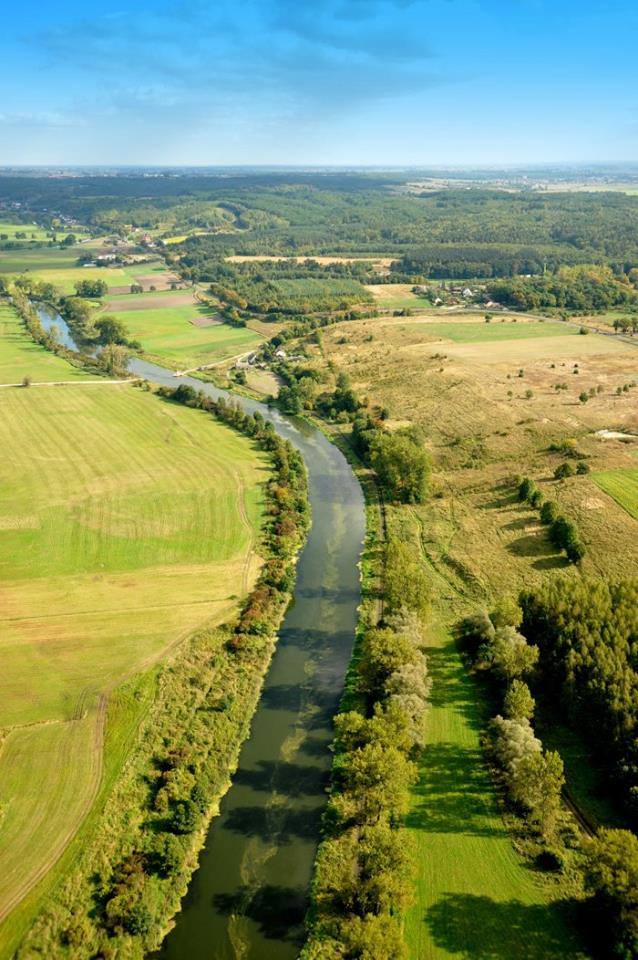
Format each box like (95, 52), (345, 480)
(303, 538), (431, 959)
(517, 476), (586, 563)
(458, 600), (565, 842)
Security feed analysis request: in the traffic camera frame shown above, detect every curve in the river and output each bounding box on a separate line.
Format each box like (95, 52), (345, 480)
(35, 308), (366, 960)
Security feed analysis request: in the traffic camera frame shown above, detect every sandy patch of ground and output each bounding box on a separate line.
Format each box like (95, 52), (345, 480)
(227, 254), (396, 270)
(189, 315), (222, 328)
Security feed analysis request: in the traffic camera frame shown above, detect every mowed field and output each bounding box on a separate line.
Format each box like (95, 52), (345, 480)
(0, 303), (93, 385)
(0, 382), (267, 936)
(99, 288), (263, 369)
(398, 318), (580, 343)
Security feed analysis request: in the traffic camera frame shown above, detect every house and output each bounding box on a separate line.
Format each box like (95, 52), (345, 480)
(462, 287), (474, 298)
(275, 349), (287, 359)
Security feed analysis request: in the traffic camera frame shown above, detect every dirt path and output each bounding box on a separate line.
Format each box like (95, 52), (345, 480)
(0, 378), (139, 389)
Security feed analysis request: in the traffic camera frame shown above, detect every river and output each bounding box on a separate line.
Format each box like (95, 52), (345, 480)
(36, 307), (366, 959)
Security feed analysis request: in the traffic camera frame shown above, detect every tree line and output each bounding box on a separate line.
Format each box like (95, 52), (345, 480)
(302, 539), (431, 959)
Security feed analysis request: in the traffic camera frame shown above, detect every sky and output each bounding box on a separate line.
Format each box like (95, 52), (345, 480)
(1, 0), (637, 166)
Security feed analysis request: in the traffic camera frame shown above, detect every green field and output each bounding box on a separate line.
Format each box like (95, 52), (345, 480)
(405, 623), (587, 959)
(0, 303), (93, 384)
(0, 221), (53, 243)
(0, 384), (266, 936)
(112, 302), (262, 368)
(403, 319), (579, 343)
(271, 277), (370, 304)
(0, 253), (174, 294)
(593, 467), (638, 519)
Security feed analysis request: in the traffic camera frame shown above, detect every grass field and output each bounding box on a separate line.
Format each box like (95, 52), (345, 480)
(0, 384), (266, 933)
(0, 253), (177, 294)
(0, 303), (93, 384)
(111, 301), (261, 368)
(399, 319), (579, 343)
(365, 283), (426, 309)
(0, 222), (53, 243)
(593, 467), (638, 519)
(405, 621), (586, 959)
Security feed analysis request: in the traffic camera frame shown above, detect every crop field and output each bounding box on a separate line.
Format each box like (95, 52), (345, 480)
(365, 282), (426, 309)
(0, 384), (266, 934)
(270, 276), (371, 304)
(0, 254), (178, 295)
(0, 303), (93, 384)
(592, 467), (638, 519)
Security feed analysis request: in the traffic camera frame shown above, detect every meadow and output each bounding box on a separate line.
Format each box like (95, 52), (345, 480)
(0, 382), (267, 942)
(0, 221), (53, 243)
(399, 318), (580, 343)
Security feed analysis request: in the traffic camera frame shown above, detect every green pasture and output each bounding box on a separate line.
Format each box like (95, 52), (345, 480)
(0, 303), (92, 384)
(593, 467), (638, 520)
(404, 320), (579, 344)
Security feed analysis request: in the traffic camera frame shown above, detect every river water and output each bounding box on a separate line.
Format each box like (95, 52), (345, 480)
(36, 308), (366, 959)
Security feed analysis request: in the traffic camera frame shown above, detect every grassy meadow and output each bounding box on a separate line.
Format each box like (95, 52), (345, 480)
(399, 318), (580, 343)
(0, 383), (267, 943)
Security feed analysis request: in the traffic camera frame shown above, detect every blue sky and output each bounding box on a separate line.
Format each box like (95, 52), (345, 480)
(1, 0), (636, 166)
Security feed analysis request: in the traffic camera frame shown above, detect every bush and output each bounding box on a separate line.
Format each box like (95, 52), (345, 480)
(540, 500), (560, 524)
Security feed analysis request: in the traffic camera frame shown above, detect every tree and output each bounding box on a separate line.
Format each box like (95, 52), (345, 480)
(94, 315), (129, 345)
(510, 749), (564, 838)
(503, 680), (535, 721)
(384, 539), (430, 621)
(584, 829), (638, 958)
(482, 625), (539, 680)
(540, 499), (560, 524)
(99, 343), (130, 376)
(74, 278), (108, 298)
(370, 431), (429, 503)
(554, 462), (575, 480)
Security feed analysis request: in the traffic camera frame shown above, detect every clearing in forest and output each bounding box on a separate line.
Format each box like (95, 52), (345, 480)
(0, 383), (266, 937)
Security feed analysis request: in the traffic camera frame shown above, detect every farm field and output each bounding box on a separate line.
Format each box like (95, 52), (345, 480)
(365, 282), (427, 309)
(269, 276), (371, 307)
(0, 383), (266, 941)
(0, 303), (93, 384)
(105, 300), (262, 368)
(0, 221), (53, 242)
(592, 466), (638, 519)
(0, 253), (179, 294)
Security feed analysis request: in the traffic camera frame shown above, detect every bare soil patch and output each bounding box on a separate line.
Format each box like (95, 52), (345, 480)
(189, 315), (222, 328)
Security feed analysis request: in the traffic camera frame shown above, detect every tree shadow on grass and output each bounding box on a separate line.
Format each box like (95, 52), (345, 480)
(426, 893), (583, 959)
(406, 743), (507, 838)
(426, 643), (481, 730)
